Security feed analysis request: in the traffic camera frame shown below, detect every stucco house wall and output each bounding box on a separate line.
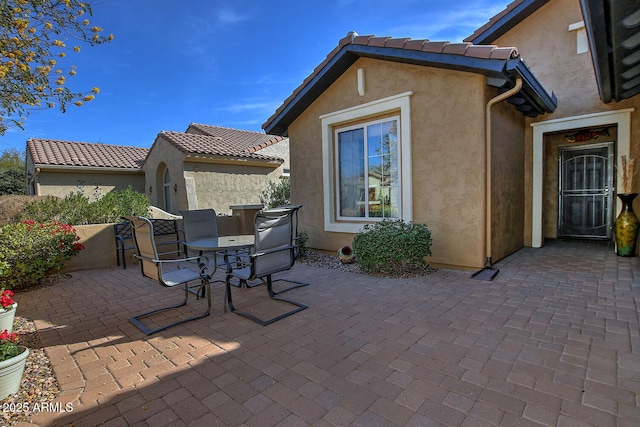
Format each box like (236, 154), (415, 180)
(141, 135), (187, 214)
(27, 167), (144, 199)
(490, 95), (526, 261)
(25, 139), (148, 199)
(183, 160), (283, 215)
(490, 0), (640, 246)
(289, 57), (493, 269)
(143, 132), (284, 215)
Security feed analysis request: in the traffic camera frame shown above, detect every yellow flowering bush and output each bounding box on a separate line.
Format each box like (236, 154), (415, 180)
(0, 0), (113, 134)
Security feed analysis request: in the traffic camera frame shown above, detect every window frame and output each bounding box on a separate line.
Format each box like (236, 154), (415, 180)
(334, 116), (400, 221)
(321, 91), (413, 233)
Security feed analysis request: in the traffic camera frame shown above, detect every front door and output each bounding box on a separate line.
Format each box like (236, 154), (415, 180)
(558, 142), (614, 239)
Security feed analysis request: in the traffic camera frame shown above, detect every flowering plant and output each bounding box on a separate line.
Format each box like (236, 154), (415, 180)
(0, 220), (84, 290)
(0, 330), (22, 362)
(0, 289), (15, 311)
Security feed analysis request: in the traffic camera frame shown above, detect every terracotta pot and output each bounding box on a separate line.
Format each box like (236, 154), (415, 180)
(338, 246), (355, 264)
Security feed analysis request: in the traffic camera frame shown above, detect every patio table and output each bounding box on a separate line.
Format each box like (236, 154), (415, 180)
(185, 235), (255, 311)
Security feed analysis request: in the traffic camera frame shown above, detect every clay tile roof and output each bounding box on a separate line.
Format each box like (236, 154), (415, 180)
(262, 31), (556, 135)
(27, 139), (148, 169)
(186, 123), (285, 153)
(158, 131), (283, 162)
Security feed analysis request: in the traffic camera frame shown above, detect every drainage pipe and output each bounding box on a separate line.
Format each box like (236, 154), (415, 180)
(483, 77), (523, 267)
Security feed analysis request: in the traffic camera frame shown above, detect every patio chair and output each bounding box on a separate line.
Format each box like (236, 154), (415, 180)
(128, 216), (211, 335)
(267, 204), (309, 295)
(224, 207), (308, 326)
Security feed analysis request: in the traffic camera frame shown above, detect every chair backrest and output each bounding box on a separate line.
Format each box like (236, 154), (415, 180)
(129, 216), (162, 281)
(181, 209), (218, 256)
(253, 207), (296, 277)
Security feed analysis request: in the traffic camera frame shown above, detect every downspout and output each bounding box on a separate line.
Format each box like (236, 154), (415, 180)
(483, 77), (523, 268)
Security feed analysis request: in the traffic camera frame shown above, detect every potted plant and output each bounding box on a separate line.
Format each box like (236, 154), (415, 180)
(338, 245), (355, 264)
(0, 330), (29, 399)
(0, 290), (16, 333)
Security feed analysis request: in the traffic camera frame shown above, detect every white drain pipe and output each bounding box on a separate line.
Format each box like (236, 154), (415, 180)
(483, 78), (523, 267)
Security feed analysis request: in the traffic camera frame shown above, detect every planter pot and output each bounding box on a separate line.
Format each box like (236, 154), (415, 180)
(0, 346), (29, 399)
(0, 303), (17, 333)
(338, 246), (355, 264)
(615, 193), (640, 257)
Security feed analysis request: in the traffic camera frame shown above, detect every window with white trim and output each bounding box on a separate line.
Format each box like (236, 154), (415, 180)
(336, 117), (400, 219)
(321, 92), (413, 233)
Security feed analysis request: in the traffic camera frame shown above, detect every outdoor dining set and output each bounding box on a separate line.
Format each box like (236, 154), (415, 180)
(124, 205), (309, 335)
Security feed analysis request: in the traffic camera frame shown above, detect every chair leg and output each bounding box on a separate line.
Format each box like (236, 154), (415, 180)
(269, 277), (309, 295)
(129, 278), (211, 335)
(226, 274), (307, 326)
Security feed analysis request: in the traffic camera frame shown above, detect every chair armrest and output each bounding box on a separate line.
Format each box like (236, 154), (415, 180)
(252, 244), (295, 258)
(135, 254), (207, 265)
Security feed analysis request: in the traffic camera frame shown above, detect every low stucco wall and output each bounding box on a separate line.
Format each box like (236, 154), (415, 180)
(65, 223), (127, 272)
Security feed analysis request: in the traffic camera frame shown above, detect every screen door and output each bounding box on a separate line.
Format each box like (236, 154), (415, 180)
(558, 142), (614, 239)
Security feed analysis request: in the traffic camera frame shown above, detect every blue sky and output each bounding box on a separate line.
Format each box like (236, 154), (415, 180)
(1, 0), (510, 153)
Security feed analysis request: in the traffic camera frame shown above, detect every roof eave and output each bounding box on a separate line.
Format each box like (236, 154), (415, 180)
(263, 43), (555, 135)
(506, 58), (558, 115)
(580, 0), (613, 103)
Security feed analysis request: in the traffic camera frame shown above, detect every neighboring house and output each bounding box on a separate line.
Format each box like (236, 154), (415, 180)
(142, 124), (287, 215)
(262, 0), (640, 269)
(25, 139), (147, 198)
(25, 125), (290, 217)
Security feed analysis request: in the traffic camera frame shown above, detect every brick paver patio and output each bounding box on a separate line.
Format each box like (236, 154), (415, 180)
(11, 240), (640, 426)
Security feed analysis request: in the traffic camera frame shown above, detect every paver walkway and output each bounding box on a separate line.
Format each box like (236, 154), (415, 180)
(11, 240), (640, 426)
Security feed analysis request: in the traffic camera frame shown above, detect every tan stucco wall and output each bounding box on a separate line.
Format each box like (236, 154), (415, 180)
(257, 139), (291, 172)
(65, 223), (119, 271)
(183, 161), (281, 215)
(32, 169), (144, 198)
(142, 137), (187, 214)
(495, 0), (640, 245)
(490, 94), (526, 261)
(289, 57), (495, 269)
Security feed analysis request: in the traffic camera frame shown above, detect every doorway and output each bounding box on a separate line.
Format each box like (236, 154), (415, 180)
(557, 142), (614, 239)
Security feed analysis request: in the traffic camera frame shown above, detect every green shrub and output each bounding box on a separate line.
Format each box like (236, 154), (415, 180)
(297, 230), (309, 258)
(260, 179), (290, 208)
(0, 220), (84, 290)
(18, 186), (149, 225)
(352, 219), (432, 276)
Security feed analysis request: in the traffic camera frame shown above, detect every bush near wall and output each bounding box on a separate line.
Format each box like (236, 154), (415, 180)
(352, 219), (432, 276)
(0, 220), (84, 290)
(18, 187), (149, 225)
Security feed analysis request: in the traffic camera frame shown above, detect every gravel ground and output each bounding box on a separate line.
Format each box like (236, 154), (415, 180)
(0, 251), (434, 425)
(1, 316), (59, 427)
(299, 250), (437, 278)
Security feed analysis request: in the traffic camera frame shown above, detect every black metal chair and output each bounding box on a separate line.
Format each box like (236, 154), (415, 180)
(129, 216), (211, 335)
(268, 204), (310, 295)
(224, 207), (308, 326)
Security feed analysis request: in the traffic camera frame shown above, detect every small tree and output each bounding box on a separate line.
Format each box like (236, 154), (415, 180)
(0, 167), (26, 194)
(260, 178), (290, 208)
(0, 0), (114, 134)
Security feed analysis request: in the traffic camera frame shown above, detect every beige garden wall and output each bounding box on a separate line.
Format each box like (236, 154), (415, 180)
(65, 223), (120, 272)
(289, 57), (492, 269)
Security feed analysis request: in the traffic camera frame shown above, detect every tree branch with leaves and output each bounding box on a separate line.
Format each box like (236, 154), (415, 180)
(0, 0), (113, 134)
